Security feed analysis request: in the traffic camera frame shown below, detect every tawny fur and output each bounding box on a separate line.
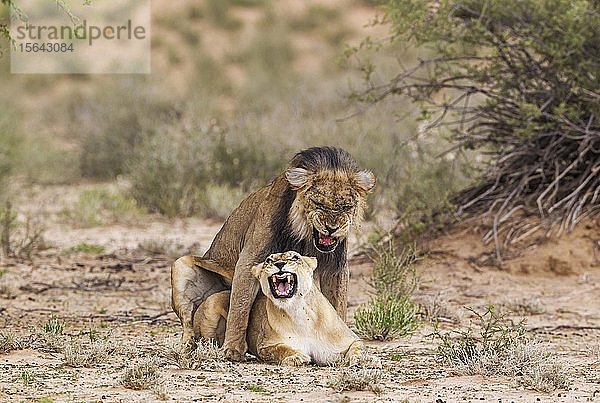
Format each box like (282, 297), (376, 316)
(194, 251), (363, 366)
(171, 147), (375, 360)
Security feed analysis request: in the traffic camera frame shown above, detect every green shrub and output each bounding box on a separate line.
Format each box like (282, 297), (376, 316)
(354, 294), (418, 341)
(70, 78), (178, 180)
(61, 188), (144, 227)
(354, 242), (420, 341)
(127, 127), (210, 217)
(127, 121), (285, 217)
(362, 0), (600, 252)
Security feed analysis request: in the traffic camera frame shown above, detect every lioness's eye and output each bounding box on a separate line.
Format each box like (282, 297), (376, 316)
(291, 255), (299, 261)
(266, 257), (274, 264)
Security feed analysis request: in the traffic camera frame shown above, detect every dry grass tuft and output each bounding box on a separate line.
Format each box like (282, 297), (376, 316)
(121, 357), (164, 391)
(160, 338), (225, 369)
(497, 296), (545, 315)
(0, 201), (46, 259)
(329, 367), (383, 394)
(62, 339), (119, 367)
(0, 329), (24, 353)
(416, 293), (462, 323)
(435, 306), (570, 392)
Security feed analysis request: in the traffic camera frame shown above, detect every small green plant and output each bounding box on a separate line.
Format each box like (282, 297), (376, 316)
(42, 315), (64, 335)
(37, 397), (55, 403)
(354, 242), (419, 341)
(63, 242), (105, 255)
(20, 370), (35, 386)
(435, 306), (570, 392)
(245, 384), (266, 393)
(354, 294), (418, 341)
(121, 357), (164, 390)
(88, 327), (100, 341)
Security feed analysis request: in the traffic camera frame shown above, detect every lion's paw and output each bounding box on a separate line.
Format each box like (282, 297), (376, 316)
(281, 352), (311, 367)
(224, 347), (246, 362)
(180, 333), (197, 357)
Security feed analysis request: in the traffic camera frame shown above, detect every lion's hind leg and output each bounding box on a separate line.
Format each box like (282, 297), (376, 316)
(194, 290), (230, 346)
(171, 256), (230, 354)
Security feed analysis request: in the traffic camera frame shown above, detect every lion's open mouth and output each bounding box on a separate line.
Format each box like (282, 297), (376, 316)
(268, 271), (297, 299)
(313, 227), (338, 253)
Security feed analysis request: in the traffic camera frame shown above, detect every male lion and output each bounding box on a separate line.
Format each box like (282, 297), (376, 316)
(193, 251), (363, 366)
(171, 147), (375, 360)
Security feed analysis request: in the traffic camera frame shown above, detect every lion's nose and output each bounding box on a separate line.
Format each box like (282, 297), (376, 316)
(325, 225), (338, 235)
(274, 261), (285, 269)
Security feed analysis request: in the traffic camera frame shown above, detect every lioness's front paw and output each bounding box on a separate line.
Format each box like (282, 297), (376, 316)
(280, 352), (311, 367)
(345, 341), (363, 367)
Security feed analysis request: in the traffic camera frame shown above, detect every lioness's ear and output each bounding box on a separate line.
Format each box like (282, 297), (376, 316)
(251, 263), (264, 279)
(301, 256), (318, 271)
(354, 170), (376, 193)
(285, 167), (312, 189)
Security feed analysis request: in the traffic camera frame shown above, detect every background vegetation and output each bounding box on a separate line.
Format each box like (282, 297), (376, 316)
(359, 0), (600, 256)
(0, 0), (471, 234)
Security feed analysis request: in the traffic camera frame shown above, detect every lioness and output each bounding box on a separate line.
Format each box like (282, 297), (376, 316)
(172, 147), (375, 360)
(193, 251), (363, 366)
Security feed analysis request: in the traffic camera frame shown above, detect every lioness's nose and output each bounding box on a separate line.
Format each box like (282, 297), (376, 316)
(274, 261), (285, 269)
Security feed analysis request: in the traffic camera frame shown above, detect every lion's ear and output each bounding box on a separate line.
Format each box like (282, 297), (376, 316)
(285, 167), (312, 189)
(251, 263), (264, 279)
(354, 170), (376, 193)
(301, 256), (318, 271)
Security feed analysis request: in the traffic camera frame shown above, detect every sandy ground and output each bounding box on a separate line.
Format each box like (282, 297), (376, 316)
(1, 185), (599, 402)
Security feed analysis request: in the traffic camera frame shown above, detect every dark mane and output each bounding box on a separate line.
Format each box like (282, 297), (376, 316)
(264, 147), (351, 274)
(290, 147), (359, 173)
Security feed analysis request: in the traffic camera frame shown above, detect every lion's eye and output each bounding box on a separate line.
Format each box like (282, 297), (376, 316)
(311, 199), (331, 210)
(340, 204), (354, 211)
(266, 257), (274, 264)
(290, 255), (300, 261)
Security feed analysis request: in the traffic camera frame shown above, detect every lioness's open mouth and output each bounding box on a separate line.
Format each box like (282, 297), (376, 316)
(313, 227), (338, 253)
(269, 271), (297, 298)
